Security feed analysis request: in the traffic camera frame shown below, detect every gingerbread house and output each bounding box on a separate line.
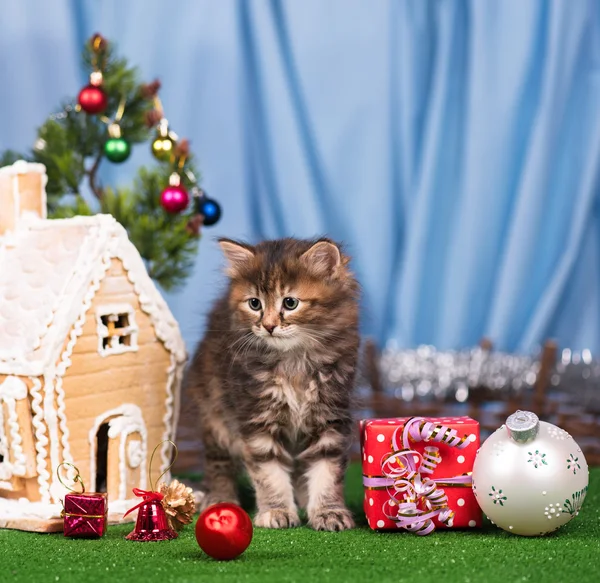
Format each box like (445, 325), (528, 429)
(0, 160), (187, 532)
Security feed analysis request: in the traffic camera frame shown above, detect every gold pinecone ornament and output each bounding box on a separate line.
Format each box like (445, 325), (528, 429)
(158, 479), (196, 531)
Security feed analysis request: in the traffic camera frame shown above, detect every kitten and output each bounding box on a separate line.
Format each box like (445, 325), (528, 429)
(185, 237), (360, 531)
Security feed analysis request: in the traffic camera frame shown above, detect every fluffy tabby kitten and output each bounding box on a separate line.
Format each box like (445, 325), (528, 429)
(185, 237), (360, 531)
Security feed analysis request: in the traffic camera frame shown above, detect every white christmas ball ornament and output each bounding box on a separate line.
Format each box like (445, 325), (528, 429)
(472, 410), (588, 536)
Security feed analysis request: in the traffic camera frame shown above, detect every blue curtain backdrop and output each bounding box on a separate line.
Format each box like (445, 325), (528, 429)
(1, 0), (600, 355)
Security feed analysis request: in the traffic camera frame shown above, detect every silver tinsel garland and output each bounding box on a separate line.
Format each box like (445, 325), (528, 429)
(376, 345), (600, 409)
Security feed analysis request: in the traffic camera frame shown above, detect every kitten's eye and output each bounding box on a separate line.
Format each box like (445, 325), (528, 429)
(283, 297), (299, 310)
(248, 298), (262, 311)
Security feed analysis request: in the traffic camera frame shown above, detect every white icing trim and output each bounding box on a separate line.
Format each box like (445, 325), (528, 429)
(11, 167), (20, 230)
(160, 353), (181, 476)
(43, 373), (63, 503)
(0, 214), (186, 377)
(29, 376), (51, 503)
(127, 440), (143, 469)
(0, 160), (48, 177)
(0, 498), (63, 521)
(89, 404), (147, 501)
(113, 226), (186, 365)
(0, 376), (27, 400)
(107, 498), (140, 515)
(0, 377), (29, 479)
(117, 428), (146, 500)
(0, 161), (47, 235)
(0, 397), (7, 480)
(95, 303), (139, 357)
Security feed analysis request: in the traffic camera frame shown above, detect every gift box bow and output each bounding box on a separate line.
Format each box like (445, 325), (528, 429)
(363, 417), (473, 535)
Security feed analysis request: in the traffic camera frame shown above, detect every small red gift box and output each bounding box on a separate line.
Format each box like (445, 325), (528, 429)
(63, 492), (108, 538)
(361, 416), (481, 534)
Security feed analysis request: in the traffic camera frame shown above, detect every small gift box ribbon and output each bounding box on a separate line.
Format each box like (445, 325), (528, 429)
(363, 417), (473, 535)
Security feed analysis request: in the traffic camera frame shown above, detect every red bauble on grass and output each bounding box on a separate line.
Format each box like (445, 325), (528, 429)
(195, 503), (253, 561)
(78, 84), (108, 114)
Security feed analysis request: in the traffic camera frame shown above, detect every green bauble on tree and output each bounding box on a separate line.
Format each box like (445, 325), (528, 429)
(0, 33), (224, 291)
(104, 123), (131, 163)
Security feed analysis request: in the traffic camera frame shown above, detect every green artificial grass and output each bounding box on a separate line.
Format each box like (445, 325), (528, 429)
(1, 465), (599, 583)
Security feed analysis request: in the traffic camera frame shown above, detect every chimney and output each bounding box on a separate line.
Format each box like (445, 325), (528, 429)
(0, 160), (48, 235)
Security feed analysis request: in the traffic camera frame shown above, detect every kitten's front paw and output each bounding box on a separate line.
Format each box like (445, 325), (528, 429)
(309, 507), (355, 532)
(254, 508), (300, 529)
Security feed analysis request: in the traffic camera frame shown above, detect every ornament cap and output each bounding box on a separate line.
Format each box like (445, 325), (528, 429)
(506, 410), (539, 443)
(107, 123), (122, 139)
(158, 118), (169, 137)
(90, 71), (104, 87)
(168, 172), (181, 187)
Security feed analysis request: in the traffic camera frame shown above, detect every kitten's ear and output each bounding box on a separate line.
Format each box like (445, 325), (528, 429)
(301, 240), (342, 277)
(218, 238), (255, 276)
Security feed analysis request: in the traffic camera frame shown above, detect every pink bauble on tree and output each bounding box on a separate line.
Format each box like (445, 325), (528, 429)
(160, 172), (189, 214)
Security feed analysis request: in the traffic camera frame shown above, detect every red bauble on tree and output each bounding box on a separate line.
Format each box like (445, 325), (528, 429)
(160, 172), (189, 214)
(78, 71), (108, 115)
(195, 503), (253, 561)
(78, 85), (108, 114)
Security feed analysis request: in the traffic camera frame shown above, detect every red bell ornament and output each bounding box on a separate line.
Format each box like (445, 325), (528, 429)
(123, 440), (180, 542)
(125, 489), (177, 541)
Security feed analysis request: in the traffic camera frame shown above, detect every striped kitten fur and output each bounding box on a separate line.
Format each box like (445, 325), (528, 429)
(185, 237), (360, 531)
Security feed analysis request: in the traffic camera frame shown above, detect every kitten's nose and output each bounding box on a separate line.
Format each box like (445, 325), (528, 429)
(263, 324), (276, 335)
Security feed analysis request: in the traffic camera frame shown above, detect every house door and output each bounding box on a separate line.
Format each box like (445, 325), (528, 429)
(89, 405), (147, 501)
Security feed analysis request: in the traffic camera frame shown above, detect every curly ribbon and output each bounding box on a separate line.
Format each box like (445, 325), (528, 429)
(363, 417), (473, 535)
(123, 439), (178, 518)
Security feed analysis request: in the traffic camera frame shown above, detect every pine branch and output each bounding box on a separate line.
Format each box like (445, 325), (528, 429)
(0, 34), (207, 291)
(87, 151), (104, 200)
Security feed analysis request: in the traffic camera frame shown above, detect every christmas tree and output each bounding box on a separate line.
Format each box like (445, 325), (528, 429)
(0, 33), (221, 290)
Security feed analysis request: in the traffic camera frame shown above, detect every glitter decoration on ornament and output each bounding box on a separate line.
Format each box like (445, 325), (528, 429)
(566, 454), (581, 474)
(527, 450), (547, 468)
(472, 410), (589, 536)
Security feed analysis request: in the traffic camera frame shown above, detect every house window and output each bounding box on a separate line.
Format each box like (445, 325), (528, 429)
(96, 304), (139, 356)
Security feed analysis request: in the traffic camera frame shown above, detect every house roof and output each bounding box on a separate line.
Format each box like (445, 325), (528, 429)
(0, 213), (187, 376)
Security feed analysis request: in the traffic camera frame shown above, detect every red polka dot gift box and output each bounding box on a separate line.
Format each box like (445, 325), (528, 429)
(360, 416), (482, 534)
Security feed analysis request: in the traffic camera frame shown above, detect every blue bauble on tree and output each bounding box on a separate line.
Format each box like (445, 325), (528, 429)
(194, 192), (222, 226)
